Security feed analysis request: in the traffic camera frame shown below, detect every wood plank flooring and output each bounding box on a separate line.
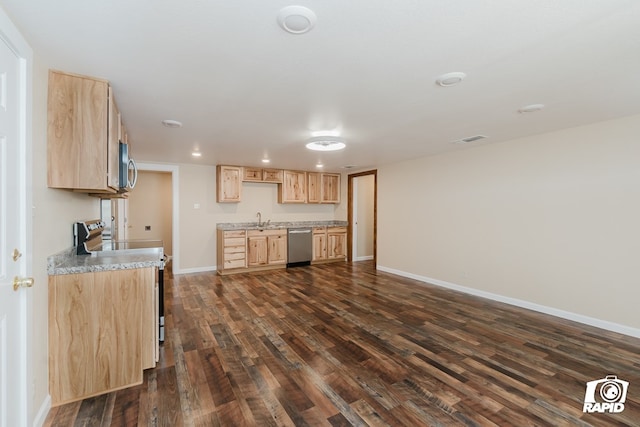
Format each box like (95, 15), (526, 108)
(44, 261), (640, 426)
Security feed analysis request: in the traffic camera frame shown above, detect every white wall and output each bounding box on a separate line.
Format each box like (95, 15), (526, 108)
(378, 114), (640, 332)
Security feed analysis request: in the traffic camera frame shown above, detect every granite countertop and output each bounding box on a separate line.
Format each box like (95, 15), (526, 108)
(48, 246), (165, 275)
(216, 220), (348, 231)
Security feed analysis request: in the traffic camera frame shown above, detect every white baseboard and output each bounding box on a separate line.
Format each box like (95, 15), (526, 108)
(354, 255), (374, 262)
(377, 265), (640, 339)
(174, 265), (217, 275)
(33, 394), (51, 427)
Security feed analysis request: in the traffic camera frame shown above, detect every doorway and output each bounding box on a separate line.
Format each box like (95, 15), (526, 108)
(127, 171), (173, 257)
(134, 163), (179, 270)
(347, 170), (377, 264)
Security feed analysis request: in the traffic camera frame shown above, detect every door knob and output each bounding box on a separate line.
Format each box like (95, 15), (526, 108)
(13, 276), (34, 291)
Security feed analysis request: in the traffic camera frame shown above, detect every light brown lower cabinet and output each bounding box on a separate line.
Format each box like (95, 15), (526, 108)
(313, 226), (347, 263)
(327, 227), (347, 260)
(313, 227), (327, 261)
(48, 267), (157, 406)
(247, 229), (287, 268)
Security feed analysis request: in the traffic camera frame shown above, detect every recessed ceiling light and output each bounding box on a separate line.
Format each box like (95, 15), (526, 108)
(162, 119), (183, 128)
(435, 72), (466, 87)
(306, 136), (346, 151)
(277, 6), (317, 34)
(262, 159), (271, 164)
(518, 104), (545, 113)
(192, 152), (202, 157)
(452, 135), (488, 144)
(316, 163), (324, 168)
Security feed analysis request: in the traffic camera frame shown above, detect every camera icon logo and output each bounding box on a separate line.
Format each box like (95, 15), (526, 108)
(583, 375), (629, 413)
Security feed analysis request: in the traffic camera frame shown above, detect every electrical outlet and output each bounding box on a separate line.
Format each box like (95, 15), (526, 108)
(145, 225), (151, 231)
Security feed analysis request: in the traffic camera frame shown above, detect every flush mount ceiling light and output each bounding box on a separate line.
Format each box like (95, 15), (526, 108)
(306, 136), (346, 151)
(435, 72), (466, 87)
(277, 6), (317, 34)
(452, 135), (488, 144)
(518, 104), (545, 113)
(162, 119), (183, 128)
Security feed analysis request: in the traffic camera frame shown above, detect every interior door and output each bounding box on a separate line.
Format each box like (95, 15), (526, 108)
(0, 22), (31, 427)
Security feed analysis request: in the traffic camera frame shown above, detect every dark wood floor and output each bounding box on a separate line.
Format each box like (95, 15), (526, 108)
(45, 261), (640, 426)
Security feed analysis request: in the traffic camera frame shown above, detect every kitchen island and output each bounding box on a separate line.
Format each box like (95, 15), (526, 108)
(47, 245), (164, 406)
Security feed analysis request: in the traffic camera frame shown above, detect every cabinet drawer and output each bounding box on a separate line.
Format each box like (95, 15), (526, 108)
(224, 245), (245, 254)
(224, 252), (246, 261)
(327, 227), (347, 234)
(224, 259), (246, 269)
(224, 237), (246, 247)
(313, 227), (326, 234)
(224, 230), (246, 239)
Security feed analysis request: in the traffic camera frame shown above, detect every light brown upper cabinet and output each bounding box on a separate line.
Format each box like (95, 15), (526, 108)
(243, 167), (283, 183)
(47, 70), (121, 193)
(307, 172), (321, 204)
(307, 172), (340, 204)
(216, 165), (242, 203)
(278, 170), (307, 203)
(262, 169), (283, 183)
(321, 173), (341, 203)
(216, 165), (339, 204)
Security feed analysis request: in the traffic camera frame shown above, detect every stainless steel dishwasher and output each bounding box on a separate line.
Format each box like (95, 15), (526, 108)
(287, 228), (312, 267)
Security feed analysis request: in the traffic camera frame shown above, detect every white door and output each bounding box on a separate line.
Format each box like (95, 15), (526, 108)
(0, 17), (32, 427)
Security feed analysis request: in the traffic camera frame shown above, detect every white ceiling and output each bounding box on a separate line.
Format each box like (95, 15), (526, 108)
(3, 0), (640, 172)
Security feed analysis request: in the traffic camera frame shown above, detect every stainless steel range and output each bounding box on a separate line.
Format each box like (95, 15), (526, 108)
(74, 220), (167, 342)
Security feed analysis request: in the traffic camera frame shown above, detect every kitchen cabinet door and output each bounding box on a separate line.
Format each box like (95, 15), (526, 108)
(268, 234), (287, 264)
(217, 165), (242, 202)
(243, 167), (262, 182)
(321, 173), (341, 203)
(327, 227), (347, 259)
(48, 267), (155, 405)
(307, 172), (321, 204)
(278, 170), (307, 203)
(313, 228), (327, 261)
(47, 70), (116, 192)
(262, 168), (283, 183)
(248, 235), (268, 266)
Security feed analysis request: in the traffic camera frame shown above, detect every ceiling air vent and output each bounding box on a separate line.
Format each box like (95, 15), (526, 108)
(453, 135), (487, 144)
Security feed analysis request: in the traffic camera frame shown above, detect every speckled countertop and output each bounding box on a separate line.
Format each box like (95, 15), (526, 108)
(48, 246), (165, 275)
(216, 220), (348, 230)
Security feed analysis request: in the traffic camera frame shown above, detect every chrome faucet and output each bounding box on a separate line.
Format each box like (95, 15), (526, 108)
(257, 211), (262, 227)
